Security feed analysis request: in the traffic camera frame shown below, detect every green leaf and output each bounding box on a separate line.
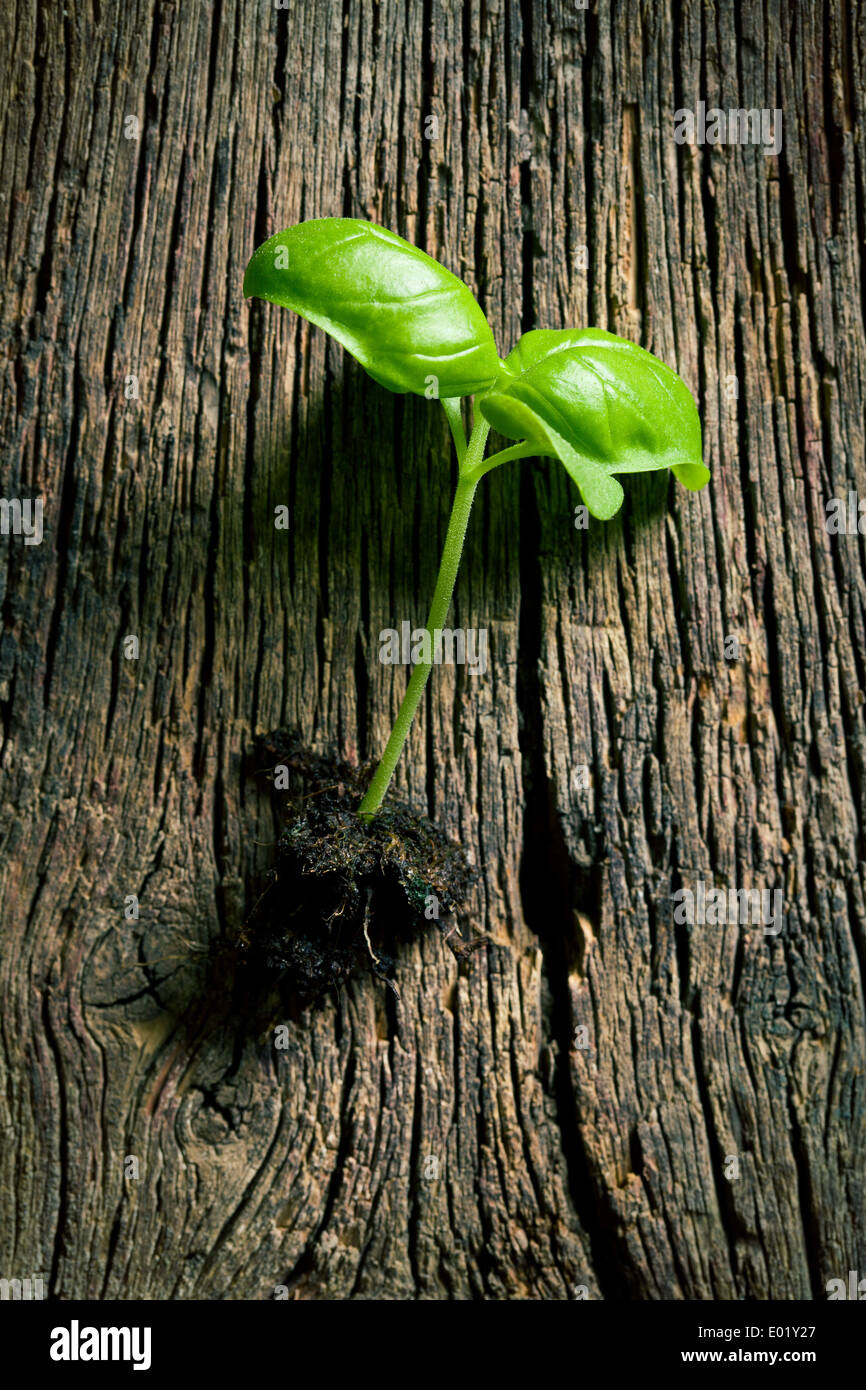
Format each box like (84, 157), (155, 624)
(243, 219), (500, 398)
(478, 328), (709, 517)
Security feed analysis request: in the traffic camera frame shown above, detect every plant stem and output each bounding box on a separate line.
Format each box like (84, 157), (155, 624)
(357, 412), (490, 820)
(441, 396), (467, 464)
(463, 439), (538, 482)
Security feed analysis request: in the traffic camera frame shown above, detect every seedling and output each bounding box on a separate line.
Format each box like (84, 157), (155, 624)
(244, 219), (708, 821)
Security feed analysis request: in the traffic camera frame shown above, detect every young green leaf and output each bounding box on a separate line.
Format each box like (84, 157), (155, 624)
(243, 218), (500, 398)
(478, 328), (709, 517)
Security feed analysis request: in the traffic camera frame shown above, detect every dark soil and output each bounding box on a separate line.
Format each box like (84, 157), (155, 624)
(238, 730), (481, 1000)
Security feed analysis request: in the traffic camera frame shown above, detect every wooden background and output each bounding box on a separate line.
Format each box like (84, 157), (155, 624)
(1, 0), (864, 1299)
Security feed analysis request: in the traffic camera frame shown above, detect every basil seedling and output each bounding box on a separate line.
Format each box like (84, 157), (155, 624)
(244, 219), (708, 819)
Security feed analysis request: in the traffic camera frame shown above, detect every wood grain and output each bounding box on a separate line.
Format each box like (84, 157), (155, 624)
(0, 0), (863, 1299)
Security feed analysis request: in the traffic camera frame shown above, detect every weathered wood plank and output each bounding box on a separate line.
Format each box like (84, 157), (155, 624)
(0, 0), (863, 1299)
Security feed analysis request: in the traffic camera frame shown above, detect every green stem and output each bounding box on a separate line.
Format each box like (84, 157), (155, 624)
(463, 440), (538, 482)
(441, 396), (468, 464)
(357, 413), (491, 820)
